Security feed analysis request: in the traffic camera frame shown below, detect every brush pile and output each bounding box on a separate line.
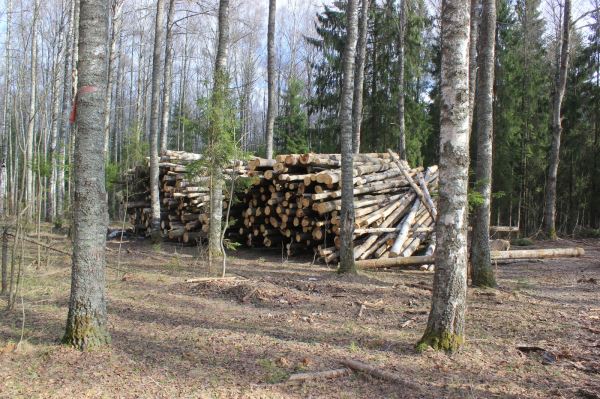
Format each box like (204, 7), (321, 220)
(123, 150), (439, 263)
(123, 150), (247, 244)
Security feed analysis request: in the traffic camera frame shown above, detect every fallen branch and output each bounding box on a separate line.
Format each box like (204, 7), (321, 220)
(287, 368), (351, 382)
(340, 359), (419, 388)
(7, 233), (70, 256)
(185, 276), (240, 283)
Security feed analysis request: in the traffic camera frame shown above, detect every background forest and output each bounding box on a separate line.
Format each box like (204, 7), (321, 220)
(0, 0), (598, 236)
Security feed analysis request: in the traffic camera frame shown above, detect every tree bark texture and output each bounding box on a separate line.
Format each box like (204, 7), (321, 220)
(265, 0), (276, 159)
(544, 0), (571, 239)
(63, 0), (111, 350)
(338, 0), (359, 274)
(396, 0), (407, 159)
(352, 0), (369, 154)
(470, 0), (496, 287)
(208, 0), (230, 258)
(417, 0), (470, 352)
(149, 0), (166, 241)
(160, 0), (176, 152)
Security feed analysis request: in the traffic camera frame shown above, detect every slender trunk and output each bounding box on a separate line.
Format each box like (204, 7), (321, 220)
(58, 0), (77, 222)
(1, 0), (12, 216)
(265, 0), (276, 159)
(160, 0), (176, 152)
(47, 16), (68, 223)
(339, 0), (359, 274)
(544, 0), (570, 239)
(63, 0), (110, 350)
(208, 0), (231, 259)
(352, 0), (369, 154)
(396, 0), (407, 159)
(468, 0), (480, 133)
(149, 0), (166, 241)
(103, 0), (123, 158)
(25, 0), (40, 219)
(417, 0), (470, 352)
(470, 0), (496, 287)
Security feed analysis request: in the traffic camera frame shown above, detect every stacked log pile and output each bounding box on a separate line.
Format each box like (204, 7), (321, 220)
(239, 151), (438, 263)
(123, 150), (439, 263)
(123, 150), (247, 244)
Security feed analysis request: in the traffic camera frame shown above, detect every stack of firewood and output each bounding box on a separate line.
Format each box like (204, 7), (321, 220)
(238, 152), (438, 263)
(123, 150), (438, 263)
(123, 150), (247, 244)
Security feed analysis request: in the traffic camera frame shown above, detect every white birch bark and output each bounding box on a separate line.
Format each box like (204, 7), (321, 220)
(339, 0), (360, 273)
(418, 0), (470, 352)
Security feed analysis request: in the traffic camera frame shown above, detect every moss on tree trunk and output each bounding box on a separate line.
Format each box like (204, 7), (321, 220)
(63, 308), (111, 350)
(416, 329), (464, 353)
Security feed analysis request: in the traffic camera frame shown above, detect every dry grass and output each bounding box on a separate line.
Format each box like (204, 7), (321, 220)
(0, 235), (598, 398)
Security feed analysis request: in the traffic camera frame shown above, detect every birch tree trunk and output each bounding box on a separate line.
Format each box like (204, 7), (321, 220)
(63, 0), (110, 350)
(352, 0), (369, 154)
(47, 14), (67, 223)
(149, 0), (166, 241)
(58, 0), (77, 222)
(338, 0), (359, 274)
(396, 0), (407, 159)
(468, 0), (480, 131)
(1, 0), (12, 218)
(25, 0), (40, 219)
(417, 0), (470, 352)
(160, 0), (176, 152)
(208, 0), (231, 259)
(0, 0), (7, 291)
(103, 0), (123, 157)
(470, 0), (496, 287)
(265, 0), (276, 159)
(544, 0), (571, 239)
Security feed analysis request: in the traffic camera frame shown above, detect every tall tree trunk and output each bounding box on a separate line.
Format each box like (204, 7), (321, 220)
(1, 0), (12, 217)
(149, 0), (166, 241)
(63, 0), (110, 350)
(160, 0), (176, 152)
(338, 0), (359, 274)
(544, 0), (571, 239)
(103, 0), (123, 157)
(396, 0), (407, 159)
(25, 0), (40, 219)
(0, 0), (7, 292)
(58, 0), (77, 222)
(470, 0), (496, 287)
(352, 0), (369, 154)
(47, 14), (68, 223)
(468, 0), (480, 132)
(265, 0), (276, 159)
(208, 0), (231, 259)
(417, 0), (470, 352)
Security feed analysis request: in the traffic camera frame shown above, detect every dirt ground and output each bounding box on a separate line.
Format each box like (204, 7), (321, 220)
(0, 233), (598, 399)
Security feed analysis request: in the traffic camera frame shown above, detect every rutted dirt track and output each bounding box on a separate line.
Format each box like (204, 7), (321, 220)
(0, 237), (598, 398)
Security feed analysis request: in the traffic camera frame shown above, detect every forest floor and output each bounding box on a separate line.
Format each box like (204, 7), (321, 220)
(0, 230), (598, 399)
